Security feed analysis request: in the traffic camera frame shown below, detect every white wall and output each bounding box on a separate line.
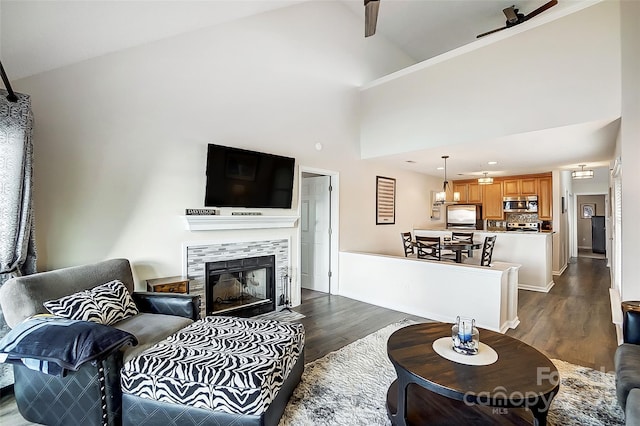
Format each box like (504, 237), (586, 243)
(619, 0), (640, 301)
(339, 252), (519, 332)
(13, 2), (430, 289)
(337, 159), (438, 256)
(359, 1), (621, 159)
(552, 170), (571, 274)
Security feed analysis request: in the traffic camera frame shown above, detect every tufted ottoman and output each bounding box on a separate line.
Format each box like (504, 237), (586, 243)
(121, 316), (305, 426)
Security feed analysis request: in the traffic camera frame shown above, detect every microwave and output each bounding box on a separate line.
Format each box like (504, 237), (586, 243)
(503, 196), (538, 213)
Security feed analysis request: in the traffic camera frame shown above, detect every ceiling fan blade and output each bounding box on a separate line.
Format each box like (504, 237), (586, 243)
(365, 0), (380, 37)
(524, 0), (558, 21)
(476, 26), (508, 38)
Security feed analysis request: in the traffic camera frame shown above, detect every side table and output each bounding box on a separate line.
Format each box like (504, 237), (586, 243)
(146, 276), (189, 294)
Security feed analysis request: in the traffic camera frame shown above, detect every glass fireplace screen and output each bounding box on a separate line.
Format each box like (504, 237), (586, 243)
(205, 255), (275, 316)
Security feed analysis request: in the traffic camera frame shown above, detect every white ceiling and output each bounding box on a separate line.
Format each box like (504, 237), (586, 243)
(0, 0), (616, 177)
(0, 0), (592, 79)
(0, 0), (307, 80)
(380, 119), (619, 179)
(342, 0), (586, 62)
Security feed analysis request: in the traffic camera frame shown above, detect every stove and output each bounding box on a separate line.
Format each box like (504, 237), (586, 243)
(506, 222), (539, 232)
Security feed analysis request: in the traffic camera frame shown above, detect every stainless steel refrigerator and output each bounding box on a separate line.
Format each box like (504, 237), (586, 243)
(446, 204), (482, 229)
(591, 215), (606, 254)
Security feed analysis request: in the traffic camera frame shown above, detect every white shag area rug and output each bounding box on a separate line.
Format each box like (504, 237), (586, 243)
(279, 320), (624, 426)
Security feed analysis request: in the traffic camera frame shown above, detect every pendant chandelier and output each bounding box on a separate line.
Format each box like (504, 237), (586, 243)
(572, 164), (594, 179)
(478, 172), (493, 185)
(434, 155), (460, 203)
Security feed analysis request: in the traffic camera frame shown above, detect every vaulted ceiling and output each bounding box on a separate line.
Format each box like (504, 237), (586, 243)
(1, 0), (599, 80)
(0, 0), (617, 178)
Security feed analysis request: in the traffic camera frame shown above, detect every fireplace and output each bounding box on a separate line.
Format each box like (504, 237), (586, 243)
(184, 238), (289, 319)
(205, 255), (275, 317)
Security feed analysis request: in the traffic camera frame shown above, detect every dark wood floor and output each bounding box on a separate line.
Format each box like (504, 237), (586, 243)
(298, 256), (617, 370)
(0, 256), (616, 424)
(506, 256), (617, 371)
(578, 247), (606, 259)
(297, 288), (426, 363)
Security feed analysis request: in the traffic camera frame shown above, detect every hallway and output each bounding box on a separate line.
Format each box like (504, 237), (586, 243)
(507, 256), (617, 371)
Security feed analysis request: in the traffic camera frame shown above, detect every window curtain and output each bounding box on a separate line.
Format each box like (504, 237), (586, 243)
(0, 89), (37, 388)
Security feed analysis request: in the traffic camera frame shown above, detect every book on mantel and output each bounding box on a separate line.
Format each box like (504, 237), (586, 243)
(185, 209), (218, 215)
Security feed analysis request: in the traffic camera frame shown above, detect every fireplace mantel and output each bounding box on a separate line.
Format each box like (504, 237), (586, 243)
(183, 215), (299, 231)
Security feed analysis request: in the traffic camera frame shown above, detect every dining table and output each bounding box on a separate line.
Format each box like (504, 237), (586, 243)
(439, 240), (481, 263)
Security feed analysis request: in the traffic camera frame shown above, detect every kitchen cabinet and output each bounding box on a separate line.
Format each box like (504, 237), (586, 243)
(521, 178), (538, 195)
(452, 182), (482, 204)
(453, 183), (468, 203)
(503, 179), (520, 197)
(452, 172), (550, 221)
(482, 182), (504, 219)
(503, 178), (538, 196)
(538, 176), (552, 220)
(468, 182), (483, 203)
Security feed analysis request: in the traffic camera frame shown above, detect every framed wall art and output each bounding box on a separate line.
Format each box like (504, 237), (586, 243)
(376, 176), (396, 225)
(581, 203), (595, 219)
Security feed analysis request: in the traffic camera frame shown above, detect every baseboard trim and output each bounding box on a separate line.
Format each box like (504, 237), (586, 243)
(553, 263), (568, 276)
(518, 280), (555, 293)
(500, 317), (520, 333)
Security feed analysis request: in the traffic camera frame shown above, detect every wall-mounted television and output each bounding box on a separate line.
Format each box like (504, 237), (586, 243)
(205, 144), (295, 208)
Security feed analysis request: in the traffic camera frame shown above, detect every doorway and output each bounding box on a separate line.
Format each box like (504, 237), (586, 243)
(574, 194), (607, 259)
(299, 168), (339, 296)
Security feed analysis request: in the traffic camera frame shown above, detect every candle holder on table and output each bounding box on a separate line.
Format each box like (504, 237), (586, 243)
(452, 316), (479, 355)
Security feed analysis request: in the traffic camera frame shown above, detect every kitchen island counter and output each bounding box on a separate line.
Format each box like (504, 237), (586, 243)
(414, 229), (553, 292)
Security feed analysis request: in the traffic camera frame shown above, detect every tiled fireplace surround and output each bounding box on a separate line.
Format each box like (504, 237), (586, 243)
(183, 239), (290, 318)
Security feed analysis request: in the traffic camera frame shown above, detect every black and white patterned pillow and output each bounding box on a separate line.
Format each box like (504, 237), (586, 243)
(44, 280), (138, 325)
(43, 291), (103, 324)
(91, 280), (139, 325)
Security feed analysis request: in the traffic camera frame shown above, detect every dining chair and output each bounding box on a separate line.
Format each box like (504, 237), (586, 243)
(440, 235), (456, 261)
(480, 235), (497, 266)
(452, 232), (474, 257)
(401, 232), (415, 257)
(415, 236), (441, 261)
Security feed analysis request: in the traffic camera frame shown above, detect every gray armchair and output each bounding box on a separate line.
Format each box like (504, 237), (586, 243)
(0, 258), (201, 426)
(615, 301), (640, 425)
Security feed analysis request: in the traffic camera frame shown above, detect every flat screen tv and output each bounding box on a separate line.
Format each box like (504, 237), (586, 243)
(205, 144), (295, 208)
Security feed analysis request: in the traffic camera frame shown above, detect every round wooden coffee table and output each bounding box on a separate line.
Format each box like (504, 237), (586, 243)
(387, 323), (559, 426)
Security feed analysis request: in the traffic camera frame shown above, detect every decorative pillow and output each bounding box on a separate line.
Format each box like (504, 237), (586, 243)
(44, 280), (138, 326)
(91, 280), (139, 325)
(43, 290), (103, 324)
(0, 315), (137, 377)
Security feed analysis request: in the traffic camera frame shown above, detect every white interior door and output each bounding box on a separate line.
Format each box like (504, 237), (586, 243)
(300, 175), (331, 292)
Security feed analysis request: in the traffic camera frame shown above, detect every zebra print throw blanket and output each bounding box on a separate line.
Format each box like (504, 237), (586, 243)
(121, 316), (304, 416)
